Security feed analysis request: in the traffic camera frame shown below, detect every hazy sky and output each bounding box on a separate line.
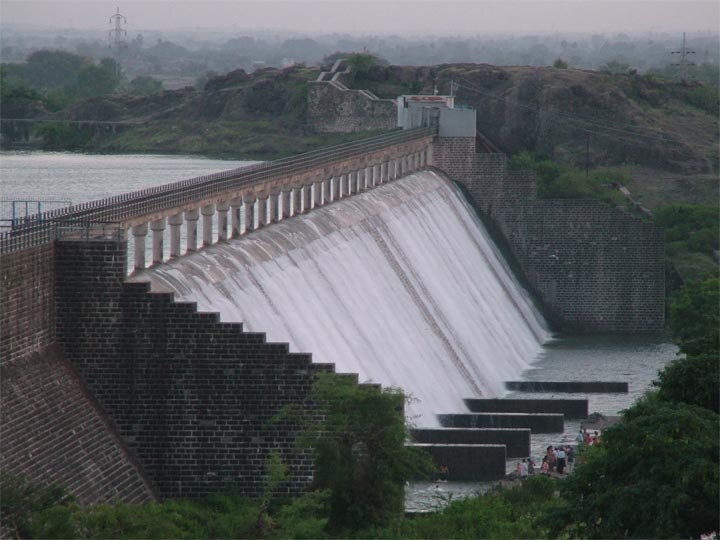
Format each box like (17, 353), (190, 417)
(2, 0), (718, 35)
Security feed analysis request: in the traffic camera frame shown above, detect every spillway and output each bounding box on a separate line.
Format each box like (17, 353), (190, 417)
(136, 171), (550, 426)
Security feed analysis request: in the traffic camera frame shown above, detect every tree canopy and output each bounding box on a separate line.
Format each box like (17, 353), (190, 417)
(555, 396), (719, 539)
(670, 277), (719, 357)
(297, 373), (433, 533)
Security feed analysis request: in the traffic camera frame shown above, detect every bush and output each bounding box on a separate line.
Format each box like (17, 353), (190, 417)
(0, 474), (74, 539)
(654, 204), (719, 256)
(670, 277), (719, 357)
(347, 53), (378, 80)
(684, 84), (720, 114)
(655, 353), (719, 413)
(297, 373), (434, 533)
(553, 59), (568, 69)
(129, 76), (163, 96)
(508, 151), (627, 204)
(554, 396), (719, 539)
(361, 476), (556, 539)
(33, 122), (92, 150)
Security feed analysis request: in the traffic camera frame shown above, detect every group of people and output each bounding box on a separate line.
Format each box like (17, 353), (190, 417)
(514, 428), (604, 479)
(576, 428), (601, 447)
(515, 444), (575, 478)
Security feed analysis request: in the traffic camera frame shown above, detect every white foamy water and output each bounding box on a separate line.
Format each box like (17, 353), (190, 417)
(135, 171), (550, 426)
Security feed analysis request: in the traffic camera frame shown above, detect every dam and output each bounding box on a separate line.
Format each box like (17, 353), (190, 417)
(134, 170), (549, 425)
(1, 121), (665, 501)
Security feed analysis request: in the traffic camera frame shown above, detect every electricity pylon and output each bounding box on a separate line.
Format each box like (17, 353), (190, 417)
(670, 32), (695, 83)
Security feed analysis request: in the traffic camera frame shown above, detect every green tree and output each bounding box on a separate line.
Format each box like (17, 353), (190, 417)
(346, 53), (377, 79)
(0, 68), (40, 101)
(553, 58), (568, 69)
(33, 123), (91, 150)
(0, 474), (74, 539)
(670, 277), (719, 357)
(75, 64), (120, 98)
(654, 204), (719, 257)
(22, 49), (89, 90)
(42, 89), (75, 112)
(554, 396), (719, 539)
(655, 353), (719, 413)
(297, 373), (433, 533)
(129, 75), (163, 96)
(100, 57), (121, 77)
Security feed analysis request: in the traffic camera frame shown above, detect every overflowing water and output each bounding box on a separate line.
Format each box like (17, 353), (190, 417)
(135, 171), (550, 425)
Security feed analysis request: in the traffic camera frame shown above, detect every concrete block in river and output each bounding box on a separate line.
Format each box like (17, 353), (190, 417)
(504, 381), (628, 393)
(437, 413), (564, 433)
(409, 443), (506, 481)
(410, 428), (530, 458)
(464, 398), (588, 419)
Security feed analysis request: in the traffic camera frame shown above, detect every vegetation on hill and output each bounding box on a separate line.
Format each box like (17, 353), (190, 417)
(0, 50), (164, 115)
(654, 204), (719, 283)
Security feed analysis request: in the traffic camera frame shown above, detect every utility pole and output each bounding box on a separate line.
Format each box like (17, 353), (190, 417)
(109, 7), (127, 49)
(585, 131), (591, 177)
(670, 32), (695, 84)
(108, 7), (127, 77)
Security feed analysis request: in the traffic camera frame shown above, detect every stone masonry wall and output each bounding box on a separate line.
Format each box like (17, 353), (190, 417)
(0, 346), (156, 504)
(307, 82), (396, 133)
(55, 239), (347, 499)
(0, 244), (55, 362)
(1, 243), (156, 504)
(432, 137), (665, 332)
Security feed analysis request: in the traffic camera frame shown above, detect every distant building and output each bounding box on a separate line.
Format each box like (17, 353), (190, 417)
(397, 94), (476, 137)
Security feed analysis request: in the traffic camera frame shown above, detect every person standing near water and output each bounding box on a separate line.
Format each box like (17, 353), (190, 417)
(556, 446), (566, 474)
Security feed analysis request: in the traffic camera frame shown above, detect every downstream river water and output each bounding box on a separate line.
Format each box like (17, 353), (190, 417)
(1, 150), (676, 511)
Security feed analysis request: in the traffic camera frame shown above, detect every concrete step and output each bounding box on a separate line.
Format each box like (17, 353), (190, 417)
(408, 443), (506, 481)
(505, 381), (628, 393)
(438, 413), (564, 433)
(464, 398), (588, 419)
(410, 428), (530, 458)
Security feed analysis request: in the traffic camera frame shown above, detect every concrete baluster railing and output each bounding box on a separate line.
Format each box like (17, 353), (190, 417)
(132, 223), (148, 272)
(168, 213), (183, 257)
(217, 202), (230, 241)
(185, 208), (199, 253)
(230, 198), (243, 238)
(244, 196), (256, 232)
(117, 141), (432, 275)
(150, 218), (165, 264)
(201, 204), (215, 247)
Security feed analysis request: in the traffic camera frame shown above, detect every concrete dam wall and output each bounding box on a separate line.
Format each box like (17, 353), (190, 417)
(135, 171), (550, 426)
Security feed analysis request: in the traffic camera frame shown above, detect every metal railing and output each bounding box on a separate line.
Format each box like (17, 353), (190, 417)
(0, 127), (435, 254)
(0, 220), (124, 254)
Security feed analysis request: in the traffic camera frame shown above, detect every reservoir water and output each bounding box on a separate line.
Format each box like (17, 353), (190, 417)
(0, 150), (256, 222)
(1, 151), (676, 509)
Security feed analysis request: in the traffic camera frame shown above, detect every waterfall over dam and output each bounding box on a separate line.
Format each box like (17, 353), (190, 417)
(136, 170), (550, 426)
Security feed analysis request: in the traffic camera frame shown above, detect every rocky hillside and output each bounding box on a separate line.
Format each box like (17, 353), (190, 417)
(49, 65), (380, 158)
(352, 63), (718, 176)
(4, 62), (718, 181)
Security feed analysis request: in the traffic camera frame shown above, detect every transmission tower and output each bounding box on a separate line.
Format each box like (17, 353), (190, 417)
(108, 7), (127, 52)
(670, 32), (695, 83)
